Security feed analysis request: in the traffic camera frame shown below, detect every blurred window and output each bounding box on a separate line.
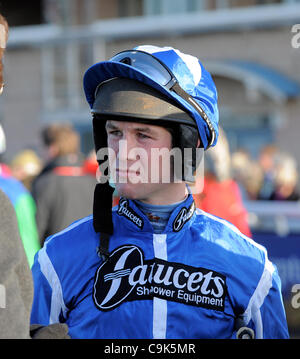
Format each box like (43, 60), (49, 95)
(118, 0), (143, 17)
(143, 0), (204, 15)
(42, 41), (94, 112)
(221, 112), (275, 158)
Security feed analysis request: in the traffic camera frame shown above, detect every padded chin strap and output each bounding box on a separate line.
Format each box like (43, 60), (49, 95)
(169, 123), (200, 183)
(93, 182), (115, 261)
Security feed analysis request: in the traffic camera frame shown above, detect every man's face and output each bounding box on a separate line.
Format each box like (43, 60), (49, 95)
(105, 120), (174, 203)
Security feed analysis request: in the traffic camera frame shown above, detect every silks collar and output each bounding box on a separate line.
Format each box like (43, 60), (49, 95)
(114, 193), (196, 234)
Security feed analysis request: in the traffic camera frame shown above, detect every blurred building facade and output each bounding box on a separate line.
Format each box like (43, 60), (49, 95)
(1, 0), (300, 163)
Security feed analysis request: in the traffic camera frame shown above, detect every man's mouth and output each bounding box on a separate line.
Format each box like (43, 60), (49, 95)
(116, 169), (141, 176)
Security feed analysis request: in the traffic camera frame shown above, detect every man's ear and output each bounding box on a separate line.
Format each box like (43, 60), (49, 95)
(197, 138), (201, 148)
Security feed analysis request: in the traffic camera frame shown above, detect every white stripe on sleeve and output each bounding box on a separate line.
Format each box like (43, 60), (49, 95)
(37, 216), (92, 324)
(38, 244), (68, 324)
(241, 257), (275, 338)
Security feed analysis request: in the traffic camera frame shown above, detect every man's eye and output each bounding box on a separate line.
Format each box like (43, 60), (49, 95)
(108, 130), (122, 137)
(137, 132), (150, 139)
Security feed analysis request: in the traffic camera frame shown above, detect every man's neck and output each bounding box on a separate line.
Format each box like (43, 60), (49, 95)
(134, 195), (187, 234)
(138, 182), (188, 206)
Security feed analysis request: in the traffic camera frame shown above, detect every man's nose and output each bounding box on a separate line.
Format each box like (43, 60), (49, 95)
(118, 134), (138, 162)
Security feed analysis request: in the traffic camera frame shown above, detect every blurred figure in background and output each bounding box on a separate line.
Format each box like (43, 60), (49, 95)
(0, 14), (34, 338)
(232, 145), (299, 202)
(82, 149), (98, 177)
(269, 152), (300, 201)
(257, 144), (278, 200)
(32, 123), (96, 245)
(0, 123), (10, 176)
(0, 11), (69, 340)
(231, 149), (264, 200)
(10, 149), (42, 191)
(0, 123), (40, 267)
(193, 127), (252, 237)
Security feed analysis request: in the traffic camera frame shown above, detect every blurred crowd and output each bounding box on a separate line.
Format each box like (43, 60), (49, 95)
(232, 144), (300, 202)
(193, 127), (300, 238)
(0, 122), (97, 266)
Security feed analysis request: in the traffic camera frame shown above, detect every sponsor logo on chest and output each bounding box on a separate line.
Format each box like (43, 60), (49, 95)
(93, 245), (227, 312)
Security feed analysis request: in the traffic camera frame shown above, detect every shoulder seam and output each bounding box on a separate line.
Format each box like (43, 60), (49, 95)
(196, 209), (266, 253)
(46, 215), (93, 244)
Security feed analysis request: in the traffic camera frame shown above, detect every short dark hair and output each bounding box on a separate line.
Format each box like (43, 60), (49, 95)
(41, 123), (80, 156)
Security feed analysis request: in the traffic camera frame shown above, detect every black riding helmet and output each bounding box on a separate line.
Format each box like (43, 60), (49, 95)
(92, 77), (201, 183)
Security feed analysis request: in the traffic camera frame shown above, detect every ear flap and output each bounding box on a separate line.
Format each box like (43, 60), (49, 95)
(92, 116), (114, 260)
(93, 182), (114, 234)
(169, 124), (201, 183)
(92, 115), (107, 154)
(93, 182), (115, 261)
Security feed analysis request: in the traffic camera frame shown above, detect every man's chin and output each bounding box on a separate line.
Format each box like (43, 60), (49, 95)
(115, 183), (142, 200)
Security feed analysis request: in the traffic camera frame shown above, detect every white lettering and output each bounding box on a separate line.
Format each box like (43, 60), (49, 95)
(201, 272), (213, 295)
(0, 25), (6, 49)
(117, 199), (143, 228)
(98, 139), (205, 188)
(104, 343), (138, 357)
(153, 264), (173, 286)
(95, 245), (226, 311)
(212, 277), (225, 298)
(291, 284), (300, 309)
(291, 24), (300, 49)
(187, 272), (203, 292)
(148, 263), (155, 283)
(129, 265), (148, 286)
(173, 268), (189, 289)
(97, 147), (116, 183)
(0, 284), (5, 309)
(173, 203), (195, 231)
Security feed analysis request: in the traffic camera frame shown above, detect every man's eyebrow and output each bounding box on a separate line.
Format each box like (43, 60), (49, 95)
(105, 122), (119, 130)
(134, 126), (152, 133)
(106, 122), (154, 133)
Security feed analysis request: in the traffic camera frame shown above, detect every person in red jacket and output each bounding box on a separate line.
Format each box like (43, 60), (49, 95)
(193, 127), (252, 237)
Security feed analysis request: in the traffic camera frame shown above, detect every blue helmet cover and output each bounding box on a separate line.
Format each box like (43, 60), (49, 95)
(83, 45), (219, 149)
